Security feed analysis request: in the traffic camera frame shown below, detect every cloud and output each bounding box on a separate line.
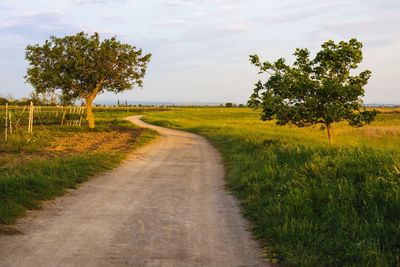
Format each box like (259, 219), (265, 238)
(362, 0), (400, 12)
(72, 0), (127, 4)
(323, 16), (400, 36)
(153, 19), (190, 27)
(192, 12), (210, 19)
(267, 3), (346, 24)
(220, 3), (240, 13)
(99, 16), (126, 24)
(0, 4), (13, 10)
(179, 24), (247, 43)
(307, 13), (400, 48)
(0, 12), (79, 42)
(224, 21), (252, 31)
(161, 0), (236, 9)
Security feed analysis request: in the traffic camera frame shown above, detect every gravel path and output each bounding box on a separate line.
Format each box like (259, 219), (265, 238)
(0, 116), (267, 267)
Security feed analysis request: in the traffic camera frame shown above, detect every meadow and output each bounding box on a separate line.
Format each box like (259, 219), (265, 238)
(144, 107), (400, 267)
(1, 105), (399, 266)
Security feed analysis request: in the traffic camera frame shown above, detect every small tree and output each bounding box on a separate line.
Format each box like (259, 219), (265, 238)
(25, 32), (151, 128)
(248, 38), (377, 142)
(0, 96), (7, 105)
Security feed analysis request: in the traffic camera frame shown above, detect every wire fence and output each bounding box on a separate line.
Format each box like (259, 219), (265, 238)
(1, 104), (174, 141)
(1, 103), (86, 141)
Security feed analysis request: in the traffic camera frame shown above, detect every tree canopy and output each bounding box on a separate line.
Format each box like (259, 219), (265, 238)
(25, 32), (151, 128)
(248, 38), (377, 142)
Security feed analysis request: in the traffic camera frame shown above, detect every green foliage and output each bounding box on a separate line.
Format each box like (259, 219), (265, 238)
(25, 32), (151, 100)
(0, 96), (39, 106)
(249, 39), (377, 140)
(0, 97), (7, 105)
(144, 107), (400, 267)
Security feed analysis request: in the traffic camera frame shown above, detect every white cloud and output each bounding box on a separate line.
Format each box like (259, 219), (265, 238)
(72, 0), (127, 4)
(220, 4), (240, 13)
(153, 19), (190, 27)
(0, 12), (78, 39)
(307, 13), (400, 48)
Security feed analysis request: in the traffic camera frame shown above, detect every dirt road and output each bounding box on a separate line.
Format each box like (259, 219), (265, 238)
(0, 116), (267, 267)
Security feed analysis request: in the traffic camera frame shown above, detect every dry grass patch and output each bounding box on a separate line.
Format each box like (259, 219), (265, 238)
(45, 129), (142, 154)
(344, 126), (400, 138)
(0, 128), (144, 169)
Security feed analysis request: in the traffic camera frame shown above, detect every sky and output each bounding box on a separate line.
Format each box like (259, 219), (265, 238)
(0, 0), (399, 104)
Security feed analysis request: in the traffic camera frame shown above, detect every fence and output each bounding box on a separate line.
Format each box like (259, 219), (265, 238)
(1, 102), (86, 141)
(1, 104), (174, 141)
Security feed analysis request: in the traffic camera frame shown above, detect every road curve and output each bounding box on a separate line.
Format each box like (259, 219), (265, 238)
(0, 116), (267, 267)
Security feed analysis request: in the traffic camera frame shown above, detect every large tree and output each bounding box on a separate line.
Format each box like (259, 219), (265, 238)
(25, 32), (151, 128)
(248, 38), (377, 142)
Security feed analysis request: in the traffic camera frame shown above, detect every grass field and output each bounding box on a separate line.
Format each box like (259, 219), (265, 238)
(144, 107), (400, 267)
(0, 111), (158, 224)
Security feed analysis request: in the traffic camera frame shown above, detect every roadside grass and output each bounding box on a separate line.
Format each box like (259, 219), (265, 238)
(0, 112), (158, 224)
(144, 107), (400, 267)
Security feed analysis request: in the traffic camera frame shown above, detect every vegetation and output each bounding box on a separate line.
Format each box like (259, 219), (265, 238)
(25, 32), (151, 128)
(249, 39), (377, 142)
(0, 93), (54, 106)
(144, 107), (400, 267)
(0, 112), (158, 224)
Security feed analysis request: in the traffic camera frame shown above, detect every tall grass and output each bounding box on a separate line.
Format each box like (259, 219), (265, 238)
(144, 108), (400, 267)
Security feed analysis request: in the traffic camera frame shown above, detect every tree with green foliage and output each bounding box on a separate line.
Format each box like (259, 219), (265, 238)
(249, 38), (377, 142)
(0, 97), (7, 105)
(25, 32), (151, 128)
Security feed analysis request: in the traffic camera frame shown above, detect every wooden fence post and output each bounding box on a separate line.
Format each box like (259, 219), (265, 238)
(28, 101), (34, 134)
(79, 107), (85, 126)
(5, 103), (8, 141)
(61, 109), (66, 125)
(9, 111), (12, 134)
(31, 102), (34, 133)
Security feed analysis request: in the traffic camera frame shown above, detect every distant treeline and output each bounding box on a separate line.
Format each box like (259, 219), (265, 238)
(0, 92), (70, 106)
(0, 96), (49, 106)
(1, 94), (249, 108)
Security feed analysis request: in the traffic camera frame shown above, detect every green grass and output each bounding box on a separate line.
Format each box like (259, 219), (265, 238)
(0, 112), (159, 224)
(144, 107), (400, 267)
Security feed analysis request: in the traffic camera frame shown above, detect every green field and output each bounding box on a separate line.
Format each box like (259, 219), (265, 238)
(1, 106), (399, 266)
(144, 107), (400, 267)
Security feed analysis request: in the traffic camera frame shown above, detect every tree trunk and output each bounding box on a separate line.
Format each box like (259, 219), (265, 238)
(326, 124), (332, 144)
(84, 83), (103, 129)
(86, 98), (95, 129)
